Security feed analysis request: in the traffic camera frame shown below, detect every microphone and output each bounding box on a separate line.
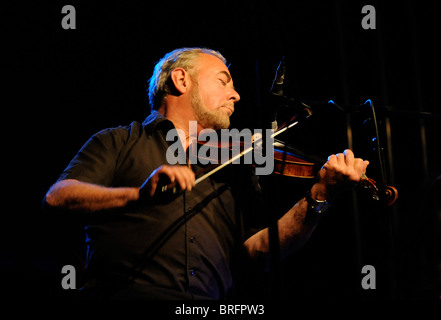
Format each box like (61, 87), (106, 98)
(268, 57), (286, 130)
(270, 57), (286, 97)
(267, 57), (313, 131)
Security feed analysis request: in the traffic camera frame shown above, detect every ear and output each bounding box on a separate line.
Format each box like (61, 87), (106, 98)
(170, 68), (190, 94)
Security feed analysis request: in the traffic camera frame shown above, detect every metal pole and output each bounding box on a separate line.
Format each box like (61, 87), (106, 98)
(334, 1), (364, 297)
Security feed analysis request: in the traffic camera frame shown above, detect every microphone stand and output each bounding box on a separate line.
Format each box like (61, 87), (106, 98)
(263, 58), (316, 299)
(364, 99), (389, 201)
(264, 57), (285, 299)
(327, 98), (400, 298)
(364, 99), (398, 299)
(263, 57), (314, 299)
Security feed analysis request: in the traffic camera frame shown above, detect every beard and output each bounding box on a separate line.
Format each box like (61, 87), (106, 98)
(191, 84), (232, 130)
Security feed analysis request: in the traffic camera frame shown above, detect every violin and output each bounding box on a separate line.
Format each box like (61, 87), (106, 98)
(271, 141), (398, 206)
(154, 119), (399, 207)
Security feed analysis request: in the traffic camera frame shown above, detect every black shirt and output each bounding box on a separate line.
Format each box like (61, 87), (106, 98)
(56, 111), (263, 299)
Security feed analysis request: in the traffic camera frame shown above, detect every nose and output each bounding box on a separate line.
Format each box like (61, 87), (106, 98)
(228, 87), (241, 103)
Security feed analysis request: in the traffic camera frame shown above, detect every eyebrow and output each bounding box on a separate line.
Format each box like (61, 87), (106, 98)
(217, 71), (235, 89)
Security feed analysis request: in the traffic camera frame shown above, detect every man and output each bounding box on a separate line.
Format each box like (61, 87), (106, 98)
(44, 47), (369, 299)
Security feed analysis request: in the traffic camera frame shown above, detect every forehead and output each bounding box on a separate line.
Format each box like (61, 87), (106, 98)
(195, 53), (231, 78)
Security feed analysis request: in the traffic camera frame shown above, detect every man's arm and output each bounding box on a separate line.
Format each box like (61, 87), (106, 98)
(44, 179), (140, 212)
(44, 165), (195, 212)
(243, 182), (323, 260)
(244, 149), (369, 260)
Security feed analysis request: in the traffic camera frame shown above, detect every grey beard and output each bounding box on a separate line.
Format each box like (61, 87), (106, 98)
(191, 87), (230, 130)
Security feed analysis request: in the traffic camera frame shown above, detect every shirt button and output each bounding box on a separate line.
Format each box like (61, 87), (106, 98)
(190, 236), (195, 243)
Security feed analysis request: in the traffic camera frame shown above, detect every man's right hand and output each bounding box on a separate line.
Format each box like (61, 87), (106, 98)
(139, 165), (196, 199)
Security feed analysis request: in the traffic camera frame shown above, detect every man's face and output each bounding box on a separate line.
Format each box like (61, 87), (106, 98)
(190, 54), (240, 130)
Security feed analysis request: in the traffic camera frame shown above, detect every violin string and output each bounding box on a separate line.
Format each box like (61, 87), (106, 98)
(194, 121), (300, 185)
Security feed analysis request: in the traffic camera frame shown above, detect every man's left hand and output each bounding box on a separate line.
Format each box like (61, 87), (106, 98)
(312, 149), (369, 201)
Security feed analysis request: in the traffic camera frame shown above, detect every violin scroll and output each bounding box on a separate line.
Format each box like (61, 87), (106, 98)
(359, 174), (398, 206)
(384, 185), (399, 207)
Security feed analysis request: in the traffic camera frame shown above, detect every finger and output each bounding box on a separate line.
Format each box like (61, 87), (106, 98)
(325, 154), (337, 167)
(172, 166), (196, 191)
(179, 167), (195, 191)
(156, 165), (184, 191)
(148, 174), (160, 197)
(353, 159), (370, 180)
(142, 167), (162, 198)
(171, 168), (187, 191)
(362, 160), (370, 174)
(343, 149), (354, 168)
(336, 153), (345, 167)
(158, 165), (176, 183)
(186, 169), (196, 188)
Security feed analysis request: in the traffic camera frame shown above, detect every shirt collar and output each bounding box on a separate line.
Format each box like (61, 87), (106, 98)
(142, 110), (175, 135)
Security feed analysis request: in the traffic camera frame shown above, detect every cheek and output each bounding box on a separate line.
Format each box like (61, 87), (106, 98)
(199, 86), (224, 110)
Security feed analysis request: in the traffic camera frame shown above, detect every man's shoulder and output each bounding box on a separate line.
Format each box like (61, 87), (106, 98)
(83, 121), (147, 152)
(94, 121), (144, 138)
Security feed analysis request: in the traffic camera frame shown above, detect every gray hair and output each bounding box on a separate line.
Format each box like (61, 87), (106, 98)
(148, 47), (227, 111)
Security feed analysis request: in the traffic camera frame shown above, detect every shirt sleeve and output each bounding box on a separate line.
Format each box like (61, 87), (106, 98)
(57, 126), (130, 187)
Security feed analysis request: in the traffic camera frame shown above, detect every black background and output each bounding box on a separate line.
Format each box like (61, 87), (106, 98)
(4, 1), (440, 301)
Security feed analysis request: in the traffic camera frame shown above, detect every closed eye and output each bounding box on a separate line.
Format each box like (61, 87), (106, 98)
(216, 71), (235, 89)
